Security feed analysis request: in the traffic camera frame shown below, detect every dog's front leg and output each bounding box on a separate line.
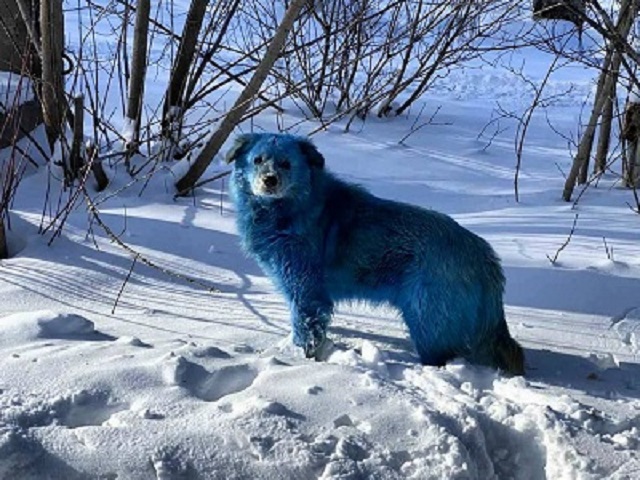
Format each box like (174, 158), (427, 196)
(290, 294), (332, 359)
(273, 240), (333, 359)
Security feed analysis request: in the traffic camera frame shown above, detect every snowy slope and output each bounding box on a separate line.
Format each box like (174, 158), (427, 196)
(2, 92), (640, 479)
(2, 6), (640, 480)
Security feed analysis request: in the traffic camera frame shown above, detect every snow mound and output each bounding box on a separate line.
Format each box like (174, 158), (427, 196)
(0, 332), (605, 479)
(0, 311), (110, 344)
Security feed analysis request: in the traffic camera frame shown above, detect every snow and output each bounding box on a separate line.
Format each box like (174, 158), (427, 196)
(2, 6), (640, 480)
(0, 311), (102, 344)
(122, 117), (138, 145)
(0, 72), (33, 111)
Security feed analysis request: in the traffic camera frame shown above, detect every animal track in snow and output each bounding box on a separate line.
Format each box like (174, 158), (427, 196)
(162, 355), (258, 402)
(151, 446), (191, 480)
(60, 390), (128, 428)
(192, 363), (259, 402)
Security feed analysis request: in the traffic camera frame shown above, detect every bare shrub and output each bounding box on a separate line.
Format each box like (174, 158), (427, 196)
(239, 0), (526, 124)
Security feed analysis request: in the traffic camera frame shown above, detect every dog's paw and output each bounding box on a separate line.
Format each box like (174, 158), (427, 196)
(304, 336), (323, 359)
(304, 330), (328, 361)
(313, 337), (335, 361)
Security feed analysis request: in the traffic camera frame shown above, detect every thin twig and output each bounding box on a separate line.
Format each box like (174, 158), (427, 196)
(83, 187), (220, 292)
(602, 236), (614, 261)
(398, 104), (451, 145)
(546, 213), (579, 265)
(112, 253), (138, 314)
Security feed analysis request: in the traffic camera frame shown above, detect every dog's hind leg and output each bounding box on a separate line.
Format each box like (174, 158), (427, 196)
(405, 286), (525, 375)
(466, 314), (525, 376)
(397, 279), (478, 367)
(400, 308), (458, 367)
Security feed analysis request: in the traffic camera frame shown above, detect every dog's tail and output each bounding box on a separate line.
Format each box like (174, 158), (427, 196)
(492, 320), (525, 376)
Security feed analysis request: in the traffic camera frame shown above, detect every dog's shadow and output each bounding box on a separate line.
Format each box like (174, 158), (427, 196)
(524, 347), (640, 400)
(331, 322), (640, 400)
(331, 324), (414, 352)
(3, 209), (287, 338)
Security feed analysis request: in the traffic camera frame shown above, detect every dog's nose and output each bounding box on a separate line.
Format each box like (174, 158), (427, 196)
(264, 175), (278, 188)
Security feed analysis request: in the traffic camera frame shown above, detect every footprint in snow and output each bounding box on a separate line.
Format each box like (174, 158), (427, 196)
(151, 446), (191, 480)
(61, 390), (128, 428)
(162, 355), (258, 402)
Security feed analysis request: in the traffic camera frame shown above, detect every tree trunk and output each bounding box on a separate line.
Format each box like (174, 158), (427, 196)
(628, 140), (640, 187)
(70, 94), (84, 178)
(40, 0), (66, 149)
(563, 60), (614, 200)
(84, 141), (108, 191)
(593, 79), (615, 176)
(580, 50), (620, 183)
(175, 0), (308, 195)
(0, 0), (36, 72)
(15, 0), (41, 58)
(0, 0), (42, 148)
(125, 0), (150, 145)
(0, 216), (7, 260)
(162, 0), (209, 156)
(563, 0), (637, 201)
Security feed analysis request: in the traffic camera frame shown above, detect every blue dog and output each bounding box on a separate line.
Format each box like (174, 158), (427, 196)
(228, 133), (524, 375)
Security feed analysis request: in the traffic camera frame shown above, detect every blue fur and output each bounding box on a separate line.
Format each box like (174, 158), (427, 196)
(228, 133), (523, 373)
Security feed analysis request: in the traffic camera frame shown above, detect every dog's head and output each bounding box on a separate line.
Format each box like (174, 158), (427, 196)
(227, 133), (325, 202)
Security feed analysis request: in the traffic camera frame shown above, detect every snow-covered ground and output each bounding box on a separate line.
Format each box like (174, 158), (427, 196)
(0, 72), (33, 111)
(2, 8), (640, 480)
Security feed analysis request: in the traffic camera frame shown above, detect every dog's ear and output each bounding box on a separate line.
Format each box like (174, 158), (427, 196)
(226, 134), (258, 164)
(298, 138), (325, 169)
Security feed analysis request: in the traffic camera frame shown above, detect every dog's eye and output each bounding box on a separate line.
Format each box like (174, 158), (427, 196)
(281, 160), (291, 170)
(253, 156), (263, 165)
